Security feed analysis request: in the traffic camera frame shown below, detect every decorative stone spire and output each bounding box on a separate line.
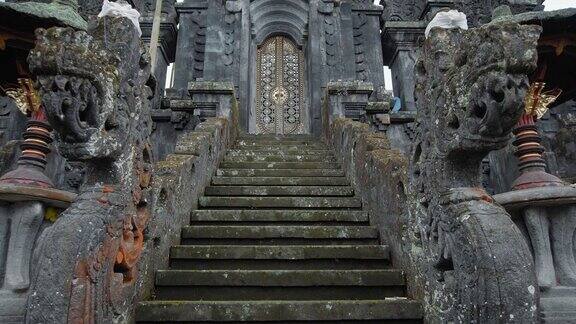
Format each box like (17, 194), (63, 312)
(512, 82), (565, 190)
(0, 78), (54, 188)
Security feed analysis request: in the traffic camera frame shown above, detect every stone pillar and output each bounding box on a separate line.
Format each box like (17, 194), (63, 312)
(140, 0), (178, 97)
(202, 0), (225, 81)
(351, 2), (385, 100)
(381, 21), (425, 111)
(222, 0), (242, 86)
(308, 0), (323, 136)
(318, 0), (342, 84)
(338, 2), (357, 81)
(173, 0), (208, 92)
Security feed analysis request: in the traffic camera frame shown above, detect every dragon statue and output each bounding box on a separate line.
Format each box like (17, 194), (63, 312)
(409, 21), (542, 322)
(25, 16), (155, 322)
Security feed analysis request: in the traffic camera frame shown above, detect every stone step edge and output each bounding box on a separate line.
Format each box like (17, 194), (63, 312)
(181, 225), (378, 239)
(170, 245), (390, 260)
(155, 269), (405, 287)
(190, 210), (370, 222)
(135, 299), (424, 322)
(203, 186), (355, 197)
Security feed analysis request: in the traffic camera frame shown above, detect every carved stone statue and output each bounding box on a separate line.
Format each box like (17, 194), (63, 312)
(410, 21), (542, 322)
(25, 15), (155, 322)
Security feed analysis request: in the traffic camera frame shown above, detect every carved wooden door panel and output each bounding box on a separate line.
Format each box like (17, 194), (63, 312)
(256, 36), (305, 134)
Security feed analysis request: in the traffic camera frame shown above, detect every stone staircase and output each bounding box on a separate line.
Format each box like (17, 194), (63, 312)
(136, 135), (423, 323)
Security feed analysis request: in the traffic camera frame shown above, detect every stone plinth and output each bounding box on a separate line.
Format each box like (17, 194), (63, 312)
(188, 81), (237, 120)
(494, 186), (576, 321)
(0, 184), (75, 323)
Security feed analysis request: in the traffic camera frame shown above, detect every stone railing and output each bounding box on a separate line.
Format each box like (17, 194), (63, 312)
(139, 108), (237, 306)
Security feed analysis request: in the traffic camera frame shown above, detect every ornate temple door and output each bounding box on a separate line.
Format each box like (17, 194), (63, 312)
(255, 36), (306, 134)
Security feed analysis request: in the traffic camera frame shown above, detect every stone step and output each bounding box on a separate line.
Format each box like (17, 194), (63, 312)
(235, 145), (327, 151)
(224, 155), (336, 163)
(230, 147), (331, 155)
(204, 185), (354, 196)
(236, 140), (325, 147)
(199, 196), (361, 208)
(156, 269), (403, 287)
(181, 225), (378, 245)
(153, 270), (405, 301)
(171, 245), (388, 260)
(219, 161), (340, 169)
(211, 176), (349, 186)
(226, 150), (335, 158)
(170, 245), (391, 271)
(136, 300), (424, 322)
(215, 168), (345, 177)
(239, 134), (317, 140)
(190, 210), (370, 224)
(183, 226), (377, 239)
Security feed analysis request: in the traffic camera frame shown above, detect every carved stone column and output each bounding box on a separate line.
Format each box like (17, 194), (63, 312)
(381, 21), (425, 111)
(172, 0), (208, 92)
(140, 0), (178, 98)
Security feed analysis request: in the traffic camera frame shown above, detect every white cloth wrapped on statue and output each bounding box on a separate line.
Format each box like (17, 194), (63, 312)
(425, 10), (468, 38)
(98, 0), (141, 36)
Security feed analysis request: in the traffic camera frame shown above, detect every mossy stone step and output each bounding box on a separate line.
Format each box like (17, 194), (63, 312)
(170, 245), (389, 260)
(190, 210), (369, 223)
(135, 300), (424, 322)
(211, 176), (348, 186)
(199, 196), (361, 208)
(182, 225), (377, 240)
(235, 145), (326, 151)
(152, 269), (406, 301)
(204, 185), (354, 196)
(155, 269), (404, 287)
(226, 150), (334, 158)
(215, 169), (345, 177)
(219, 161), (340, 170)
(236, 140), (325, 147)
(230, 147), (331, 155)
(224, 155), (336, 163)
(239, 134), (317, 140)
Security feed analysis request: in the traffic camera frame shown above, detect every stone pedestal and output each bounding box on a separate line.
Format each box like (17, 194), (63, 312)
(188, 81), (236, 120)
(0, 185), (75, 323)
(324, 81), (374, 136)
(494, 186), (576, 321)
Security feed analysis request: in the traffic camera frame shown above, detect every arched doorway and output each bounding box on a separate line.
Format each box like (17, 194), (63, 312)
(254, 36), (307, 134)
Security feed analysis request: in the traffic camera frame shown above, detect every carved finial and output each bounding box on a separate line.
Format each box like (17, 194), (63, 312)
(524, 82), (562, 119)
(5, 78), (41, 116)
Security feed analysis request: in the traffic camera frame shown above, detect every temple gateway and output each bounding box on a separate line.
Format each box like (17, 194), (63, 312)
(0, 0), (575, 322)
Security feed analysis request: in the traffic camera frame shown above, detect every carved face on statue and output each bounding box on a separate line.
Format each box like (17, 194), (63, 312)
(29, 17), (154, 162)
(415, 22), (541, 157)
